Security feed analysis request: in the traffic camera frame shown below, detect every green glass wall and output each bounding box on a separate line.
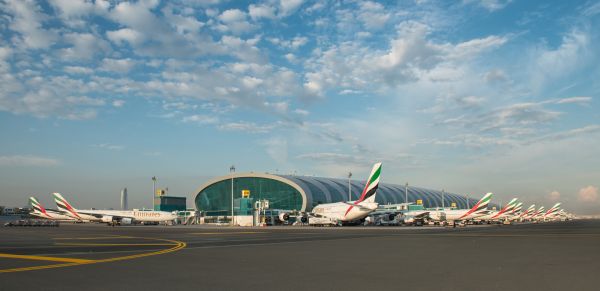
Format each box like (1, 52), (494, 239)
(195, 177), (303, 216)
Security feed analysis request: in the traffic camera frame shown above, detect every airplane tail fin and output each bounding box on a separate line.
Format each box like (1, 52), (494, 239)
(29, 197), (49, 217)
(53, 192), (81, 219)
(545, 203), (561, 216)
(512, 202), (523, 214)
(535, 206), (545, 217)
(357, 162), (382, 203)
(504, 198), (519, 212)
(521, 204), (535, 217)
(459, 192), (492, 219)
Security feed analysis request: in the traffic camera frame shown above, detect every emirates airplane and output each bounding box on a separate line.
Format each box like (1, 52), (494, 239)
(428, 192), (493, 226)
(53, 192), (177, 225)
(29, 197), (78, 221)
(309, 162), (381, 226)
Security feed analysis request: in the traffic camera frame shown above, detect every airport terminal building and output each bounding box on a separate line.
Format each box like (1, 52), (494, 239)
(194, 173), (486, 217)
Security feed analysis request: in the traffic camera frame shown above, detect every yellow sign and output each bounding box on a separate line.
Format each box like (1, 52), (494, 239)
(416, 199), (423, 205)
(451, 202), (457, 208)
(242, 190), (250, 198)
(156, 189), (165, 196)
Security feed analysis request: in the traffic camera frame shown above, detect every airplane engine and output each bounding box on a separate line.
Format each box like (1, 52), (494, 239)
(278, 212), (290, 221)
(385, 214), (395, 221)
(120, 218), (134, 225)
(101, 216), (114, 223)
(300, 215), (308, 223)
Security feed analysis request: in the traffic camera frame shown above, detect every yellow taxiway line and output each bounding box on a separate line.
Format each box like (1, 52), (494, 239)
(54, 243), (178, 247)
(189, 231), (268, 235)
(0, 253), (95, 264)
(0, 237), (186, 273)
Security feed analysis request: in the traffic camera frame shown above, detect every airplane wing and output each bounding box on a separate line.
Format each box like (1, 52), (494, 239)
(413, 211), (430, 219)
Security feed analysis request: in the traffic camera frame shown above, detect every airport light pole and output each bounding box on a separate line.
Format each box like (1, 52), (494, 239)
(442, 189), (445, 209)
(152, 176), (157, 210)
(348, 171), (352, 201)
(405, 183), (408, 205)
(230, 165), (235, 226)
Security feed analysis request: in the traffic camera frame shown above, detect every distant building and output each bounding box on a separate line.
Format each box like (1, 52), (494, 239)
(193, 173), (500, 217)
(155, 196), (186, 212)
(121, 188), (128, 210)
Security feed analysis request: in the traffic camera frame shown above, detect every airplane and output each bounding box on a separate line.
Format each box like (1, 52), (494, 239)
(475, 198), (518, 223)
(427, 192), (493, 226)
(518, 204), (536, 221)
(504, 202), (524, 223)
(530, 206), (546, 222)
(29, 197), (79, 221)
(53, 192), (178, 225)
(491, 198), (519, 220)
(543, 203), (561, 220)
(309, 162), (381, 226)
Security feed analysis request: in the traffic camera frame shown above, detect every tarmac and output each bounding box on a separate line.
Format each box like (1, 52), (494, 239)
(1, 219), (599, 291)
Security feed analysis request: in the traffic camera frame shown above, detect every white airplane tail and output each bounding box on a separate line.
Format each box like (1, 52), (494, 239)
(459, 192), (493, 219)
(357, 162), (382, 204)
(30, 197), (50, 218)
(53, 192), (82, 219)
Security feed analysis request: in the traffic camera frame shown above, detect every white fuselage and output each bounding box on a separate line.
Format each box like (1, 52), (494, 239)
(312, 201), (378, 222)
(429, 209), (486, 222)
(31, 210), (77, 221)
(65, 209), (177, 222)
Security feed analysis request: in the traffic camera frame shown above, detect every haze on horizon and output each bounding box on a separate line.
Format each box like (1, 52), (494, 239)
(0, 0), (599, 215)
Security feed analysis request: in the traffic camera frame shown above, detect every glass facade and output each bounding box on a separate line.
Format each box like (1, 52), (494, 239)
(155, 196), (186, 212)
(194, 174), (499, 215)
(195, 177), (303, 216)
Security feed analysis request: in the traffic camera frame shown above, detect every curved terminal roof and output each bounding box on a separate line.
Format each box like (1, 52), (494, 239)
(194, 173), (497, 211)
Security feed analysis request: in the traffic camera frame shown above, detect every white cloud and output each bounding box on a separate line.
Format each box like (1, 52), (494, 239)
(527, 125), (600, 144)
(484, 69), (508, 83)
(578, 186), (598, 203)
(66, 96), (105, 106)
(294, 109), (309, 116)
(162, 5), (204, 34)
(554, 96), (592, 105)
(303, 21), (508, 95)
(92, 143), (125, 151)
(0, 46), (12, 61)
(61, 32), (111, 60)
(182, 114), (219, 125)
(0, 155), (60, 167)
(106, 28), (144, 46)
(219, 9), (246, 23)
(463, 0), (512, 12)
(48, 0), (101, 27)
(218, 122), (276, 133)
(548, 190), (561, 202)
(279, 0), (305, 17)
(3, 0), (58, 49)
(248, 4), (276, 20)
(100, 58), (136, 73)
(357, 1), (390, 30)
(261, 137), (288, 164)
(112, 100), (125, 107)
(582, 2), (600, 16)
(531, 29), (591, 92)
(216, 9), (255, 34)
(163, 101), (197, 111)
(297, 152), (371, 168)
(63, 66), (93, 75)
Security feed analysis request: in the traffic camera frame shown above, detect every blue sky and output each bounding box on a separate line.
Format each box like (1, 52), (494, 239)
(0, 0), (599, 214)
